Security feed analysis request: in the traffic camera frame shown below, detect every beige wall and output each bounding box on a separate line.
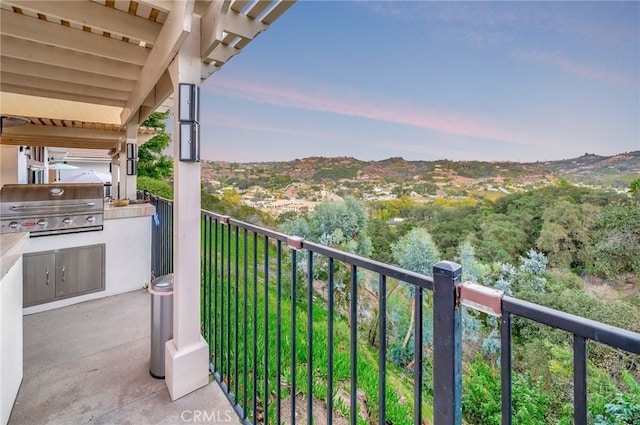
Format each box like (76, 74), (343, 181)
(0, 146), (19, 188)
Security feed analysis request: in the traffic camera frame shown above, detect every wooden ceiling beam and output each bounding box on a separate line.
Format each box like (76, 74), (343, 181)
(121, 0), (194, 125)
(200, 0), (228, 58)
(1, 35), (141, 80)
(0, 83), (126, 108)
(261, 0), (296, 25)
(0, 136), (120, 150)
(139, 70), (173, 122)
(1, 123), (125, 141)
(224, 10), (267, 40)
(0, 57), (136, 92)
(0, 9), (149, 65)
(4, 0), (162, 44)
(1, 72), (130, 103)
(245, 0), (272, 19)
(136, 0), (173, 13)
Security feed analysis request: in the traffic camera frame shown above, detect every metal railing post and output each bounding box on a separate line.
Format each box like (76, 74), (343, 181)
(433, 261), (462, 425)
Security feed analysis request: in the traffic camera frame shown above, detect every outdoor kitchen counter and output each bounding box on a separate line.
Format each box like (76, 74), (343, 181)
(0, 232), (28, 279)
(104, 202), (155, 220)
(23, 203), (155, 315)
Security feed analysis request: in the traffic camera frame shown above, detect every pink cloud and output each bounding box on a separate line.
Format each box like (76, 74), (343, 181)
(201, 113), (340, 140)
(512, 49), (635, 87)
(204, 77), (534, 145)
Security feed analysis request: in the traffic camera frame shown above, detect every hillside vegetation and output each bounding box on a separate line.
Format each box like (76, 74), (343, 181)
(143, 150), (639, 424)
(275, 185), (640, 424)
(202, 151), (640, 193)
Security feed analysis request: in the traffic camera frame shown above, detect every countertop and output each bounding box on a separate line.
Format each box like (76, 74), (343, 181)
(0, 232), (29, 279)
(104, 202), (155, 220)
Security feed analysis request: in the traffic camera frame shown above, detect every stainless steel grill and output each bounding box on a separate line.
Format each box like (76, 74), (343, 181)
(0, 183), (104, 236)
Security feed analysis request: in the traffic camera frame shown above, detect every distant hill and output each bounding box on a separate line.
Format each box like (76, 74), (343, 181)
(202, 151), (639, 192)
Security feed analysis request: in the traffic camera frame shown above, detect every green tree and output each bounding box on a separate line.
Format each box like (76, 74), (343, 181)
(280, 197), (372, 324)
(588, 202), (640, 278)
(476, 215), (528, 264)
(138, 111), (173, 179)
(536, 200), (596, 270)
(309, 197), (372, 257)
(629, 177), (640, 200)
(391, 227), (440, 349)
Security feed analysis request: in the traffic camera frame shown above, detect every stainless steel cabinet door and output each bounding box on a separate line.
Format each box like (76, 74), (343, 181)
(55, 244), (105, 298)
(23, 252), (56, 307)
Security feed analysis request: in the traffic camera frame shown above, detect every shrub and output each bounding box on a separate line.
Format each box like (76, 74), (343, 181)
(137, 176), (173, 199)
(463, 357), (551, 425)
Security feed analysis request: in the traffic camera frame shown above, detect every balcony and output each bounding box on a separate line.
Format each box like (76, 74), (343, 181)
(3, 195), (638, 424)
(9, 289), (238, 424)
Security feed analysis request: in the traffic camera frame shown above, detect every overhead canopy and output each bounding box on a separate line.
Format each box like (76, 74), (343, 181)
(0, 0), (295, 149)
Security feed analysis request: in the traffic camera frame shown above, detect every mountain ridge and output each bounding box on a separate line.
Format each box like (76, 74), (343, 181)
(203, 151), (639, 189)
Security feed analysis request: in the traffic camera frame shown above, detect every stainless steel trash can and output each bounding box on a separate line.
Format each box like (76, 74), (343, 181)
(149, 273), (173, 379)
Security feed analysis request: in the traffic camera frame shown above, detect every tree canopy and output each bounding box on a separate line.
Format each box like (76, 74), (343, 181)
(138, 110), (173, 179)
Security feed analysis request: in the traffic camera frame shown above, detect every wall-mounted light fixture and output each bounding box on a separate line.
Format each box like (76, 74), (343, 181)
(126, 143), (136, 159)
(178, 83), (200, 162)
(179, 83), (199, 122)
(179, 122), (200, 162)
(126, 159), (137, 175)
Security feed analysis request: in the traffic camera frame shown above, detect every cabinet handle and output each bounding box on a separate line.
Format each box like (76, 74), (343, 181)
(46, 269), (49, 285)
(61, 266), (65, 282)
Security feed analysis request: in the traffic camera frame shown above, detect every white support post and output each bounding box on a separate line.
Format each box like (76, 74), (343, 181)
(165, 14), (209, 401)
(110, 152), (119, 199)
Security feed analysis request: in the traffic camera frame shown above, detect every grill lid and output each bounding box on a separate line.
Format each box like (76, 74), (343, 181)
(0, 183), (104, 202)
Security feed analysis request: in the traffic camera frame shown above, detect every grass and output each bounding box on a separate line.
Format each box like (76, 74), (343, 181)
(199, 218), (431, 424)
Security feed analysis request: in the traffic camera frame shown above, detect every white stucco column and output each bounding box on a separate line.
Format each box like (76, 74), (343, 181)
(109, 153), (119, 199)
(165, 14), (209, 401)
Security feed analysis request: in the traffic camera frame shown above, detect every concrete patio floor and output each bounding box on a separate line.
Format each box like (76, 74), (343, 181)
(9, 289), (238, 425)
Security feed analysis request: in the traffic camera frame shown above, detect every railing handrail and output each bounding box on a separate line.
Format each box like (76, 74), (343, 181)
(148, 193), (173, 204)
(502, 295), (640, 354)
(202, 208), (435, 290)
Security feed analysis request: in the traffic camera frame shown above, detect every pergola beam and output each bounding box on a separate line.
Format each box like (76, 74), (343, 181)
(0, 9), (149, 66)
(1, 72), (130, 104)
(0, 126), (124, 150)
(120, 0), (194, 125)
(4, 0), (162, 45)
(0, 57), (136, 93)
(1, 36), (141, 80)
(0, 83), (126, 108)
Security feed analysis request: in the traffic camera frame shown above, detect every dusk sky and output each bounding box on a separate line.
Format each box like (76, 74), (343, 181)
(198, 1), (639, 163)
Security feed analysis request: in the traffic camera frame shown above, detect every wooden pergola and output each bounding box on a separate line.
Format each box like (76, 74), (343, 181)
(0, 0), (294, 148)
(0, 0), (296, 401)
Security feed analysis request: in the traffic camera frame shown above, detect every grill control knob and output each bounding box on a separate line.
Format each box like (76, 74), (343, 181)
(37, 219), (48, 227)
(9, 221), (19, 229)
(87, 216), (96, 223)
(63, 217), (72, 225)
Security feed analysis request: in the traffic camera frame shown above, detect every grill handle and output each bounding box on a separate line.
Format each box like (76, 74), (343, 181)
(10, 202), (96, 211)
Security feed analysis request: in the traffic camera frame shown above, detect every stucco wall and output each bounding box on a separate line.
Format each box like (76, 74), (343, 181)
(0, 257), (23, 425)
(0, 146), (19, 188)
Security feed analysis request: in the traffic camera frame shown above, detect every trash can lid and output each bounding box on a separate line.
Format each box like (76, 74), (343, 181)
(151, 273), (173, 292)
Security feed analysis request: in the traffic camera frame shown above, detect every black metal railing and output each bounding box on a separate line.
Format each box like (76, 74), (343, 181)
(499, 296), (640, 425)
(149, 195), (173, 278)
(149, 197), (640, 425)
(200, 210), (441, 425)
